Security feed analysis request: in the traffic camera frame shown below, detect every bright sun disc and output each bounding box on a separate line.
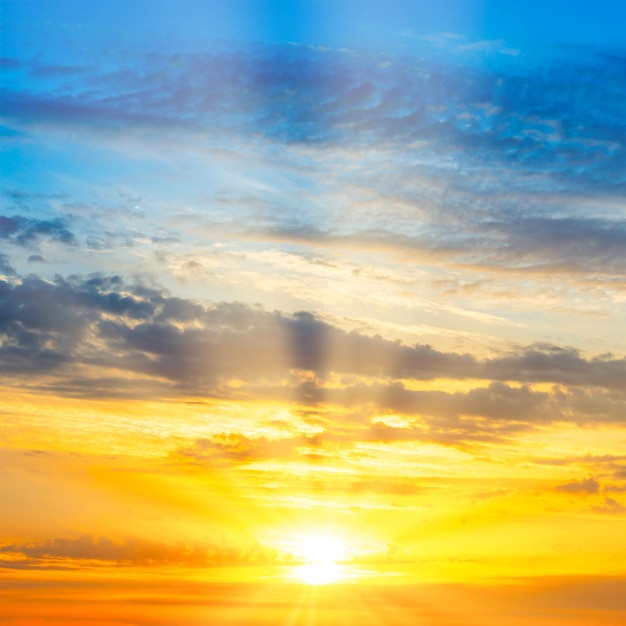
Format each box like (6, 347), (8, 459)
(290, 534), (349, 585)
(299, 534), (346, 564)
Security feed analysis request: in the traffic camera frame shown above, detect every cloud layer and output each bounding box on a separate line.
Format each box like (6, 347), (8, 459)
(2, 272), (625, 391)
(1, 270), (626, 454)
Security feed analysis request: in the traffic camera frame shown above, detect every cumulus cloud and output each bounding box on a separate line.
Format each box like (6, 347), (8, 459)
(2, 271), (626, 437)
(483, 346), (626, 390)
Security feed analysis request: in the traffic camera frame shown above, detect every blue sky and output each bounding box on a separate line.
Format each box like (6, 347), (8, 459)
(3, 1), (626, 352)
(6, 1), (626, 49)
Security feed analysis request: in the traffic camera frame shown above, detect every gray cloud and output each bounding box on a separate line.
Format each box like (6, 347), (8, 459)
(0, 214), (76, 247)
(0, 254), (16, 276)
(483, 346), (626, 390)
(266, 208), (626, 281)
(26, 254), (47, 264)
(1, 273), (626, 412)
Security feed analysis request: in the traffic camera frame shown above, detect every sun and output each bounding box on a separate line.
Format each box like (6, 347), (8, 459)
(290, 533), (349, 585)
(299, 534), (346, 565)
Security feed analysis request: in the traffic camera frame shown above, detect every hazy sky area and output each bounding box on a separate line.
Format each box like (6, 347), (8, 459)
(2, 1), (626, 624)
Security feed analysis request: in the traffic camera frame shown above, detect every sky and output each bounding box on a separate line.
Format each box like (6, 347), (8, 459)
(2, 1), (626, 624)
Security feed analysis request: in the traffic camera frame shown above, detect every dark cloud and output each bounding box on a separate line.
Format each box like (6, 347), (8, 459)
(27, 254), (47, 264)
(332, 381), (555, 422)
(555, 477), (600, 495)
(0, 274), (154, 377)
(483, 346), (626, 390)
(1, 272), (626, 425)
(0, 254), (16, 276)
(0, 214), (76, 247)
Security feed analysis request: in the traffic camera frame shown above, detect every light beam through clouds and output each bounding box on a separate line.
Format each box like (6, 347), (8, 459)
(2, 1), (626, 624)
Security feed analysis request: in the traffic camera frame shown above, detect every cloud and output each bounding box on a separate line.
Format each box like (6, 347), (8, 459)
(5, 41), (626, 186)
(531, 454), (626, 482)
(2, 267), (626, 454)
(0, 215), (76, 247)
(366, 414), (526, 447)
(0, 254), (16, 276)
(4, 40), (626, 298)
(27, 254), (47, 264)
(348, 478), (426, 496)
(483, 346), (626, 390)
(603, 483), (626, 493)
(2, 271), (626, 431)
(173, 431), (324, 466)
(592, 497), (626, 515)
(472, 215), (626, 275)
(0, 535), (292, 569)
(555, 477), (600, 495)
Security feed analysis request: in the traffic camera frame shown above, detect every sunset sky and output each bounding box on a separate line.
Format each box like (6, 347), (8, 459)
(3, 1), (626, 624)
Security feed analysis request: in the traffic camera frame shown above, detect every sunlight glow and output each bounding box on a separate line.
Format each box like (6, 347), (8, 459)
(295, 561), (346, 585)
(289, 533), (350, 585)
(299, 534), (347, 565)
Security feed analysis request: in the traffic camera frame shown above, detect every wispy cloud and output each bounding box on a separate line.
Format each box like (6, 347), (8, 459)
(0, 534), (292, 569)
